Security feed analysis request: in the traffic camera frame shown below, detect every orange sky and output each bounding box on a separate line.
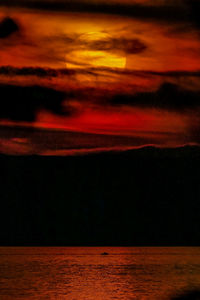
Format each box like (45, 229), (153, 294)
(0, 4), (200, 155)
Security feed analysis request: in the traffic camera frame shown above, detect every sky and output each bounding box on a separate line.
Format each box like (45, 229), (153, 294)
(0, 0), (200, 155)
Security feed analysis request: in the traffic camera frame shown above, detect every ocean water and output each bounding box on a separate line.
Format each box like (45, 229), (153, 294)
(0, 247), (200, 300)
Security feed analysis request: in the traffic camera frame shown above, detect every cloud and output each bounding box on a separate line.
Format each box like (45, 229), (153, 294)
(1, 66), (200, 80)
(0, 17), (19, 39)
(0, 84), (74, 122)
(0, 66), (74, 77)
(110, 82), (200, 111)
(171, 290), (200, 300)
(0, 1), (190, 24)
(76, 34), (147, 55)
(185, 0), (200, 28)
(1, 68), (200, 115)
(0, 123), (189, 156)
(0, 137), (32, 155)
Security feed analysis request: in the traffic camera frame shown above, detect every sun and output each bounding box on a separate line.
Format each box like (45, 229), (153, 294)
(68, 50), (126, 69)
(66, 31), (126, 69)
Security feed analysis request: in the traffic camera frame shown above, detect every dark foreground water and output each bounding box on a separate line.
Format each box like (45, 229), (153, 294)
(0, 247), (200, 300)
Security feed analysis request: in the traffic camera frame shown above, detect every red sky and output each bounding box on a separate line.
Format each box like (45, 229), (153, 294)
(0, 1), (200, 155)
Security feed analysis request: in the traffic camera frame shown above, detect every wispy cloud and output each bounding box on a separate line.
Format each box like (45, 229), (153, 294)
(63, 33), (147, 55)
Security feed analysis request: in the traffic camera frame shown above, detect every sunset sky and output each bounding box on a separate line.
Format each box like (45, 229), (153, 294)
(0, 0), (200, 155)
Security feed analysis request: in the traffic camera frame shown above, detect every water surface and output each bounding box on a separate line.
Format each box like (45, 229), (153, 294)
(0, 247), (200, 299)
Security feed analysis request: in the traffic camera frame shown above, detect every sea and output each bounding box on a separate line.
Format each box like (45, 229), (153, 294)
(0, 247), (200, 300)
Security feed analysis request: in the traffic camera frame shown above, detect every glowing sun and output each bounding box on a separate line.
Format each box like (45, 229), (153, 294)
(66, 31), (126, 69)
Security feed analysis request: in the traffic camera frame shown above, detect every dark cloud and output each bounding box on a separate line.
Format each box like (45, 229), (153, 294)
(0, 66), (74, 77)
(171, 290), (200, 300)
(1, 143), (200, 245)
(1, 66), (200, 79)
(80, 36), (146, 55)
(186, 0), (200, 28)
(0, 1), (190, 24)
(0, 17), (19, 39)
(0, 125), (158, 154)
(145, 71), (200, 77)
(55, 33), (146, 56)
(0, 84), (74, 122)
(111, 82), (200, 111)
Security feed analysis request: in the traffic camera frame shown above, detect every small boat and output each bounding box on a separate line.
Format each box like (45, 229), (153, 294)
(101, 252), (109, 255)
